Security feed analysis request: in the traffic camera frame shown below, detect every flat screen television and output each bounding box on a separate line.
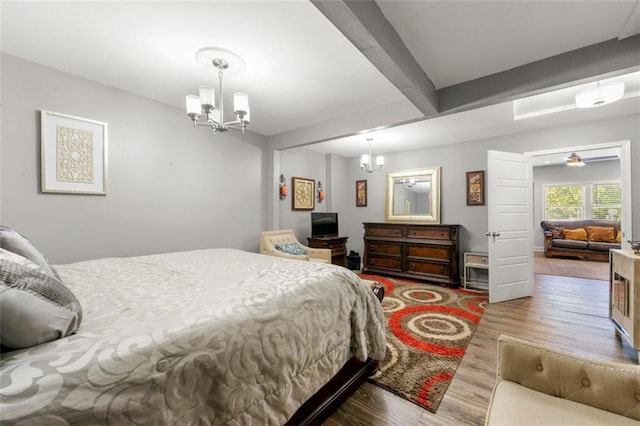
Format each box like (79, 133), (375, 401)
(311, 212), (339, 238)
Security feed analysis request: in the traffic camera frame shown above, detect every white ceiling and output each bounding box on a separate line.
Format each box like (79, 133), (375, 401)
(2, 0), (639, 157)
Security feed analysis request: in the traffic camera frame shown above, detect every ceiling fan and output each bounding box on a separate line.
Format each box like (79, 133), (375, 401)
(563, 152), (585, 167)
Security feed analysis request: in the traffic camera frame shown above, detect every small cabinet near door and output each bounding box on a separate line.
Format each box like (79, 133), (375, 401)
(610, 249), (640, 362)
(307, 236), (348, 267)
(464, 252), (489, 290)
(362, 222), (460, 287)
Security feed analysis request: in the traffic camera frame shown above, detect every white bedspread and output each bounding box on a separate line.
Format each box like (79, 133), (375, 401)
(0, 249), (385, 425)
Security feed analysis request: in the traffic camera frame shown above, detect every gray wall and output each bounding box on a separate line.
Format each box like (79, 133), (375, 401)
(278, 147), (326, 238)
(277, 113), (639, 266)
(1, 55), (268, 264)
(532, 160), (621, 249)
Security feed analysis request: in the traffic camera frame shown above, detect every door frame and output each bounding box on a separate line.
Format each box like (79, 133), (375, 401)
(524, 140), (632, 249)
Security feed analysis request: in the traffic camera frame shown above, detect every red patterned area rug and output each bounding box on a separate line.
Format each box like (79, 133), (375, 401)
(361, 274), (488, 413)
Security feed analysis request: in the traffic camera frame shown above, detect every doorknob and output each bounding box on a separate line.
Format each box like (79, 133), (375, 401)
(492, 232), (501, 237)
(485, 232), (491, 237)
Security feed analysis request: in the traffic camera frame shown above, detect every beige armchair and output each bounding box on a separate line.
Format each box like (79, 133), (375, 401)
(485, 334), (640, 426)
(260, 229), (332, 263)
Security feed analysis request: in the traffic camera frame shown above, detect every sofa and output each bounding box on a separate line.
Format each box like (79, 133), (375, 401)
(540, 219), (621, 262)
(485, 335), (640, 426)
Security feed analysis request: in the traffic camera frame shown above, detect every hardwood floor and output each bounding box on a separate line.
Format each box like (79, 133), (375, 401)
(324, 274), (636, 426)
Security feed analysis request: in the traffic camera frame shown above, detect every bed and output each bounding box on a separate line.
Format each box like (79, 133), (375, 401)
(0, 248), (386, 425)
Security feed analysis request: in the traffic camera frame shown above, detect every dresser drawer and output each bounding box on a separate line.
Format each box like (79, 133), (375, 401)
(407, 244), (450, 260)
(406, 226), (451, 240)
(319, 240), (347, 250)
(367, 241), (402, 256)
(365, 225), (403, 238)
(407, 261), (450, 277)
(466, 254), (488, 266)
(367, 256), (403, 271)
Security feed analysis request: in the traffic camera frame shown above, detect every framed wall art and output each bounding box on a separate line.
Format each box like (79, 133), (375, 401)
(292, 176), (315, 210)
(356, 179), (367, 207)
(466, 170), (485, 206)
(41, 110), (108, 195)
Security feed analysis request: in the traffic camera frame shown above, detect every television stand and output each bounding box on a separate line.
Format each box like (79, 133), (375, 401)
(307, 236), (348, 267)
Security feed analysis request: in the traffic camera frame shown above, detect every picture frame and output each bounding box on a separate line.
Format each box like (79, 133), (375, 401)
(466, 170), (485, 206)
(356, 179), (367, 207)
(41, 110), (108, 195)
(292, 176), (315, 210)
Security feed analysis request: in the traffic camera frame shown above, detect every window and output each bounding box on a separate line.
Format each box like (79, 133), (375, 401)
(545, 185), (584, 220)
(544, 182), (621, 220)
(592, 183), (621, 220)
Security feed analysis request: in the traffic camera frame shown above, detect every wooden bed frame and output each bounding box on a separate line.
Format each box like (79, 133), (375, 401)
(285, 283), (385, 425)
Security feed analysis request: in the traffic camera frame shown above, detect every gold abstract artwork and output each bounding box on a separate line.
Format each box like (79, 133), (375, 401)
(56, 125), (94, 183)
(292, 177), (315, 210)
(296, 182), (311, 205)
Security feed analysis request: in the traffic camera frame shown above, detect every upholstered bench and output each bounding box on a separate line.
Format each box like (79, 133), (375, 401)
(485, 335), (640, 426)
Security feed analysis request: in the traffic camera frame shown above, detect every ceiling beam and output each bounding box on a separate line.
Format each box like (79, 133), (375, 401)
(311, 0), (438, 117)
(439, 35), (640, 115)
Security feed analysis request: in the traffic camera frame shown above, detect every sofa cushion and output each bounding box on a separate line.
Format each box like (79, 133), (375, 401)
(563, 228), (587, 241)
(586, 226), (616, 243)
(552, 239), (588, 250)
(486, 381), (639, 426)
(550, 227), (564, 239)
(588, 241), (620, 252)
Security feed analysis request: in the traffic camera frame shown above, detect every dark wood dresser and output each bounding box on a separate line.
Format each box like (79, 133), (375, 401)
(362, 222), (460, 287)
(307, 236), (349, 267)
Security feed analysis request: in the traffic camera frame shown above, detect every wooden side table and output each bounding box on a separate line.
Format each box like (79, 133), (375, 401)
(610, 249), (640, 362)
(463, 252), (489, 290)
(307, 236), (348, 267)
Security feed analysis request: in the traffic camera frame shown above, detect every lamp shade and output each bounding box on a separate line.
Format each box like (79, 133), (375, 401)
(360, 154), (370, 167)
(233, 92), (249, 116)
(186, 95), (201, 116)
(575, 82), (624, 108)
(199, 86), (215, 108)
(376, 155), (385, 167)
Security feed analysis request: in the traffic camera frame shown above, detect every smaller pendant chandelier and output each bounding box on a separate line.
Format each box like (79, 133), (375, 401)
(360, 138), (384, 173)
(186, 47), (250, 133)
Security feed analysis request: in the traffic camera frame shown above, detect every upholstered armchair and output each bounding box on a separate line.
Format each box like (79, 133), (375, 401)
(260, 229), (332, 263)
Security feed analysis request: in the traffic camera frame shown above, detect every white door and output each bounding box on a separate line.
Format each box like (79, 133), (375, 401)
(487, 150), (534, 303)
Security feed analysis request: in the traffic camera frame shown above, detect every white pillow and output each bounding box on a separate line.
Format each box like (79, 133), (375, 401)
(0, 225), (60, 280)
(0, 249), (82, 350)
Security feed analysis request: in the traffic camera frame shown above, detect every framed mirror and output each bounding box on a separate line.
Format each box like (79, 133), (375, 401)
(385, 167), (441, 223)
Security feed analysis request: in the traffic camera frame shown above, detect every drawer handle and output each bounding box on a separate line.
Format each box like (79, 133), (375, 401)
(410, 264), (416, 271)
(393, 261), (398, 267)
(370, 244), (376, 250)
(439, 266), (445, 273)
